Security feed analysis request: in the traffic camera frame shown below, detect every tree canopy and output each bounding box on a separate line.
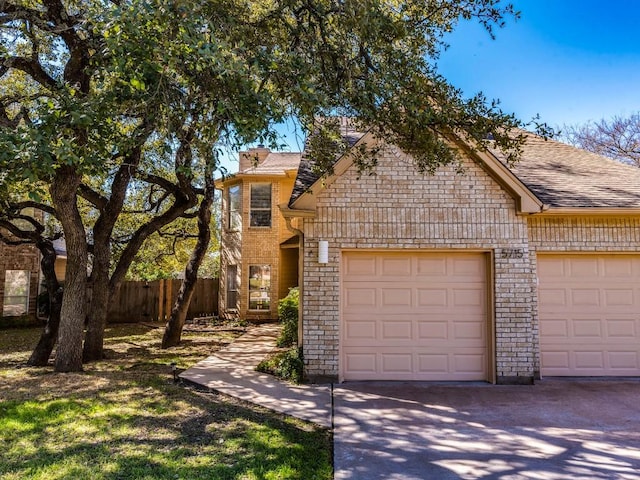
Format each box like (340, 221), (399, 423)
(563, 113), (640, 167)
(1, 0), (547, 371)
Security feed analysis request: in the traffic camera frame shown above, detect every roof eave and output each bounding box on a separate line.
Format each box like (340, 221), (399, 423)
(279, 203), (316, 218)
(537, 207), (640, 216)
(449, 133), (545, 215)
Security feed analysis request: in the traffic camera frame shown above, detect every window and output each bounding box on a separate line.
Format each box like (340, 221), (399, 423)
(248, 265), (270, 310)
(3, 270), (30, 316)
(250, 183), (271, 227)
(227, 185), (241, 230)
(226, 265), (238, 310)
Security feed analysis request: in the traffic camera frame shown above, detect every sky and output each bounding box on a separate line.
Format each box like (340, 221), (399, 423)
(438, 0), (640, 129)
(221, 0), (640, 171)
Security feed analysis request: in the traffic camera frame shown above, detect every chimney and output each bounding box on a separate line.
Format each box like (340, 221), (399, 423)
(239, 145), (270, 172)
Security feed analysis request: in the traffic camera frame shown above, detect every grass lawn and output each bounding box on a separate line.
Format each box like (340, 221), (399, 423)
(0, 323), (332, 480)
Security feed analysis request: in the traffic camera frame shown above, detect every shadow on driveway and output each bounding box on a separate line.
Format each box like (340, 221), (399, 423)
(333, 379), (640, 479)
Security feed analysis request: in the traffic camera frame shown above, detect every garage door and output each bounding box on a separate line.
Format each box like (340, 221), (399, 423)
(341, 251), (488, 381)
(538, 254), (640, 376)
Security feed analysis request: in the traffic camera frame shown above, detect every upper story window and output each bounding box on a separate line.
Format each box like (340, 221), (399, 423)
(250, 183), (272, 227)
(227, 185), (241, 230)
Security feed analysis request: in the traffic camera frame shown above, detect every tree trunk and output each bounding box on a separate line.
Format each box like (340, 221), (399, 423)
(51, 168), (88, 372)
(162, 163), (215, 348)
(27, 240), (63, 366)
(82, 270), (110, 362)
(82, 147), (142, 362)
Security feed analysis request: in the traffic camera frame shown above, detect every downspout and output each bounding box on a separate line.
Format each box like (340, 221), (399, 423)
(285, 217), (304, 350)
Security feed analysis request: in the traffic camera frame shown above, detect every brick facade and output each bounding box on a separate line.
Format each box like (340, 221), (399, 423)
(302, 145), (539, 383)
(0, 241), (40, 321)
(219, 163), (300, 321)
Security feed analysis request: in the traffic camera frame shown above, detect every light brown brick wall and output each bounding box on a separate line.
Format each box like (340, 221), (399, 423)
(0, 242), (40, 319)
(302, 145), (537, 382)
(527, 215), (640, 376)
(219, 175), (298, 320)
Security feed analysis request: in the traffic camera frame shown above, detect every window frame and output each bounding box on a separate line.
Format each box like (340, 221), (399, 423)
(226, 265), (238, 311)
(248, 265), (271, 311)
(3, 270), (30, 317)
(227, 184), (241, 231)
(249, 183), (272, 228)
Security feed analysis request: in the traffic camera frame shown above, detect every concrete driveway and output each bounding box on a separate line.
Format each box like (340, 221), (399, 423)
(333, 379), (640, 479)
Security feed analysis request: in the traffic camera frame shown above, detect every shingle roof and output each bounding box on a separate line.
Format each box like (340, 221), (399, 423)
(240, 152), (302, 176)
(289, 124), (367, 205)
(289, 126), (640, 210)
(492, 132), (640, 208)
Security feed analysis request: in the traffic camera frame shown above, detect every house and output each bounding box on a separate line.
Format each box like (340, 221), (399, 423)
(0, 241), (40, 321)
(217, 147), (303, 321)
(0, 220), (66, 323)
(278, 121), (640, 384)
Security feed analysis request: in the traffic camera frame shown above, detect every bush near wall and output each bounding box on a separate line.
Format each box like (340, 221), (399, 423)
(276, 287), (298, 348)
(256, 288), (303, 383)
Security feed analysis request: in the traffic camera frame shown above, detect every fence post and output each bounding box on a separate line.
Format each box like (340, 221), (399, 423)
(158, 279), (165, 322)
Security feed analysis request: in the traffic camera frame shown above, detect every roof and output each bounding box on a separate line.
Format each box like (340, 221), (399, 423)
(492, 132), (640, 208)
(240, 152), (302, 176)
(289, 124), (640, 211)
(289, 122), (367, 205)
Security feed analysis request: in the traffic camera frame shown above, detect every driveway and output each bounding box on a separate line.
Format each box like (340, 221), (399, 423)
(333, 379), (640, 479)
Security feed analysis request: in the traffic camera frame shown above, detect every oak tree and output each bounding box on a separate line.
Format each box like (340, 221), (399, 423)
(1, 0), (546, 370)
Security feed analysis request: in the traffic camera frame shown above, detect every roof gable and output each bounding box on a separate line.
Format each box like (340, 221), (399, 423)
(288, 127), (640, 214)
(289, 130), (543, 214)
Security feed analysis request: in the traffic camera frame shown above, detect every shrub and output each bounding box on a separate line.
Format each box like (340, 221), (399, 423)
(277, 287), (298, 348)
(256, 347), (304, 384)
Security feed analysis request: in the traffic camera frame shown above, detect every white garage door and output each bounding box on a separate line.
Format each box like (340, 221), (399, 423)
(538, 254), (640, 376)
(341, 251), (488, 381)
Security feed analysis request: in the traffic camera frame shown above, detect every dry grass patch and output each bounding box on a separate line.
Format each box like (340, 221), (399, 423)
(0, 323), (332, 480)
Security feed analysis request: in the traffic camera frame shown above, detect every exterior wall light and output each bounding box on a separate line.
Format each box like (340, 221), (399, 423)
(318, 240), (329, 264)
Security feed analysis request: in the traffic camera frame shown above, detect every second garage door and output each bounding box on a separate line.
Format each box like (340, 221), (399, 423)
(538, 254), (640, 376)
(341, 251), (489, 381)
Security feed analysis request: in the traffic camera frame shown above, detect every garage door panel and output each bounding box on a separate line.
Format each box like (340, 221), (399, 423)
(609, 352), (638, 370)
(571, 289), (600, 306)
(607, 319), (637, 337)
(417, 321), (448, 339)
(381, 288), (412, 307)
(540, 318), (569, 338)
(604, 289), (634, 306)
(381, 321), (412, 340)
(452, 257), (485, 276)
(416, 258), (447, 276)
(572, 320), (602, 337)
(345, 321), (377, 341)
(574, 351), (605, 369)
(417, 288), (448, 306)
(417, 354), (449, 374)
(539, 288), (567, 306)
(603, 258), (634, 277)
(454, 321), (485, 340)
(453, 288), (484, 307)
(538, 254), (640, 377)
(381, 353), (413, 374)
(344, 288), (377, 309)
(344, 353), (377, 374)
(342, 252), (488, 381)
(568, 257), (599, 277)
(381, 257), (412, 276)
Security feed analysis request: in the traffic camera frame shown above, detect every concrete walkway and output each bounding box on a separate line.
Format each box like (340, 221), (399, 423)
(179, 323), (332, 428)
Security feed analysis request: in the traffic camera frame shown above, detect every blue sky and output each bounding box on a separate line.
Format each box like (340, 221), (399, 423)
(438, 0), (640, 128)
(221, 1), (640, 171)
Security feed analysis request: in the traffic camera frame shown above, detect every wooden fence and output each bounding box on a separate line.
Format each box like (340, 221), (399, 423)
(108, 278), (219, 323)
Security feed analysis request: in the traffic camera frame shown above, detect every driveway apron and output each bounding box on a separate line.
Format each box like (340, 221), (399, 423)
(333, 380), (640, 480)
